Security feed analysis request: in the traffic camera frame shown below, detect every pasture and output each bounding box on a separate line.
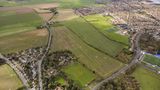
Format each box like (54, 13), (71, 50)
(132, 66), (160, 90)
(0, 64), (23, 90)
(52, 26), (124, 78)
(62, 63), (96, 87)
(84, 14), (129, 45)
(0, 8), (42, 37)
(63, 17), (125, 57)
(144, 54), (160, 66)
(0, 29), (48, 54)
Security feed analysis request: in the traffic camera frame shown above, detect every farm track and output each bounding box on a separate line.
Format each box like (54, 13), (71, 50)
(92, 32), (143, 90)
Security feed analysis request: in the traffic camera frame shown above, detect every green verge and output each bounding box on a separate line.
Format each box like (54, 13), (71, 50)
(84, 14), (129, 45)
(62, 63), (96, 87)
(52, 26), (123, 78)
(144, 54), (160, 66)
(132, 66), (160, 90)
(62, 17), (125, 57)
(0, 64), (23, 90)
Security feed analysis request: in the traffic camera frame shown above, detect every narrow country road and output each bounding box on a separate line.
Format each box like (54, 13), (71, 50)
(92, 32), (143, 90)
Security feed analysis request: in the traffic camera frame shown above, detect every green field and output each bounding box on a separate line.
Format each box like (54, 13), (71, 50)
(63, 17), (125, 57)
(0, 64), (23, 90)
(0, 30), (48, 54)
(62, 63), (96, 87)
(0, 11), (42, 37)
(144, 54), (160, 66)
(52, 26), (123, 77)
(84, 14), (129, 45)
(132, 66), (160, 90)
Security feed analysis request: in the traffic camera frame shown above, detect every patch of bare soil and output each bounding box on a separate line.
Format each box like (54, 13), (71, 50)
(0, 7), (33, 13)
(39, 13), (53, 21)
(15, 8), (34, 14)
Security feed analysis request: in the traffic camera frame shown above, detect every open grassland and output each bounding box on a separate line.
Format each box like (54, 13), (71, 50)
(84, 15), (129, 45)
(132, 66), (160, 90)
(0, 29), (48, 54)
(144, 54), (160, 66)
(63, 17), (125, 57)
(52, 26), (124, 77)
(62, 63), (96, 87)
(0, 64), (23, 90)
(0, 9), (42, 37)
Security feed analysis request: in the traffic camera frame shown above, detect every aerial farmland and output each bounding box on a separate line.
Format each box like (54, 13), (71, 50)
(0, 0), (160, 90)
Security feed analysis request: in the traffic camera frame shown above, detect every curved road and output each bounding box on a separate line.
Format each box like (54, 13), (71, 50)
(0, 54), (30, 90)
(38, 22), (53, 90)
(92, 32), (143, 90)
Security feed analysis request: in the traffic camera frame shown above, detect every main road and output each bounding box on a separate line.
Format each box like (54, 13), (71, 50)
(38, 22), (53, 90)
(92, 32), (143, 90)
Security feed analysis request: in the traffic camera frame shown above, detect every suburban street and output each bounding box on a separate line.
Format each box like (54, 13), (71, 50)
(92, 32), (143, 90)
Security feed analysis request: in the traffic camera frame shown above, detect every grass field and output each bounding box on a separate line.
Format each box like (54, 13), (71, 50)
(0, 10), (42, 37)
(144, 54), (160, 66)
(0, 30), (48, 54)
(63, 17), (125, 57)
(84, 15), (129, 45)
(62, 63), (96, 87)
(52, 26), (124, 77)
(0, 64), (23, 90)
(132, 66), (160, 90)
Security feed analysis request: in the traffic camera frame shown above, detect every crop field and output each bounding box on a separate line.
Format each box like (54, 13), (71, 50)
(84, 15), (129, 45)
(54, 9), (78, 21)
(0, 0), (96, 8)
(144, 54), (160, 66)
(132, 66), (160, 90)
(0, 64), (23, 90)
(52, 26), (124, 77)
(0, 29), (48, 54)
(0, 0), (55, 6)
(0, 8), (42, 37)
(52, 0), (96, 8)
(63, 17), (126, 57)
(62, 63), (96, 87)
